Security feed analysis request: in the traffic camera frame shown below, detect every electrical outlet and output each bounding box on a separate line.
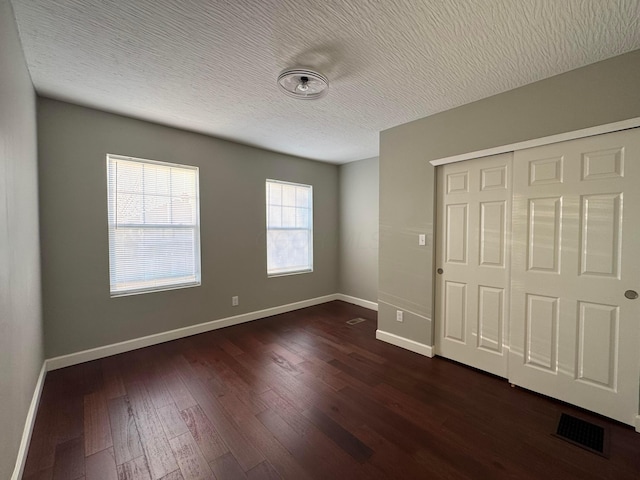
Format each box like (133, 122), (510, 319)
(419, 234), (426, 246)
(396, 310), (403, 322)
(232, 296), (239, 306)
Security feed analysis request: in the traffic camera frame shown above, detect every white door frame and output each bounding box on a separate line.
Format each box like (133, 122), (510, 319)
(429, 117), (640, 167)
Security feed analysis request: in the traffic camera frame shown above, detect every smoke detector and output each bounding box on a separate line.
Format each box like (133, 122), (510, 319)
(277, 68), (329, 100)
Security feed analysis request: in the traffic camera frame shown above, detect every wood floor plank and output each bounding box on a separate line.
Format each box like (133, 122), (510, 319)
(338, 384), (506, 478)
(172, 355), (263, 470)
(52, 436), (85, 480)
(211, 349), (271, 394)
(162, 368), (198, 412)
(157, 403), (189, 440)
(258, 343), (305, 365)
(256, 407), (361, 480)
(86, 447), (118, 480)
(168, 432), (214, 480)
(258, 383), (375, 479)
(126, 381), (179, 479)
(217, 393), (314, 480)
(108, 396), (144, 465)
(116, 456), (151, 480)
(102, 356), (126, 400)
(146, 378), (176, 411)
(217, 338), (244, 357)
(158, 471), (184, 480)
(180, 405), (229, 463)
(23, 467), (53, 480)
(209, 452), (247, 480)
(85, 390), (114, 456)
(245, 461), (281, 480)
(302, 406), (373, 463)
(351, 423), (442, 480)
(193, 345), (270, 413)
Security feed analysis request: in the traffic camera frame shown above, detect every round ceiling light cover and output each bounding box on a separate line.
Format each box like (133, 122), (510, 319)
(277, 68), (329, 100)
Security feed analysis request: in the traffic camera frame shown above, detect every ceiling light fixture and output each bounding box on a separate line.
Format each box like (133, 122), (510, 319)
(277, 67), (329, 100)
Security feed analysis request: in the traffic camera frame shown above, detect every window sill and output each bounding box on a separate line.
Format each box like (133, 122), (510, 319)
(267, 269), (313, 278)
(110, 281), (201, 298)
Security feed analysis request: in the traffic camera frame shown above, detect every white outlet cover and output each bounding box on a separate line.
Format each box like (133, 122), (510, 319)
(419, 234), (426, 246)
(396, 310), (403, 322)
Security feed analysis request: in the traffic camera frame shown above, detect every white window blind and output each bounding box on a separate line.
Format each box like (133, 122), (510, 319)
(266, 179), (313, 276)
(107, 154), (201, 296)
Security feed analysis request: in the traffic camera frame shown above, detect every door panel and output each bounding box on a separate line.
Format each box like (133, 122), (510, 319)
(444, 281), (466, 342)
(509, 128), (640, 426)
(446, 204), (468, 263)
(576, 301), (618, 389)
(479, 201), (506, 267)
(524, 293), (558, 372)
(580, 193), (621, 277)
(435, 153), (512, 378)
(478, 286), (504, 352)
(527, 197), (562, 272)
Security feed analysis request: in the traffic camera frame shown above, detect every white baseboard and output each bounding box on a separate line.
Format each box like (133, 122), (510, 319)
(376, 329), (434, 358)
(11, 363), (47, 480)
(46, 294), (340, 371)
(635, 415), (640, 433)
(335, 294), (378, 311)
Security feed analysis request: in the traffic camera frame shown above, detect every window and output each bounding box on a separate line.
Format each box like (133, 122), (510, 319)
(107, 154), (201, 296)
(266, 179), (313, 276)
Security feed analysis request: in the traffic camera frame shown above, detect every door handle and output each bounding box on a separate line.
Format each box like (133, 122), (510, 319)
(624, 290), (638, 300)
(437, 268), (444, 274)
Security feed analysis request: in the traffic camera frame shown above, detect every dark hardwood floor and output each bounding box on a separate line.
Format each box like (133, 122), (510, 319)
(23, 301), (640, 479)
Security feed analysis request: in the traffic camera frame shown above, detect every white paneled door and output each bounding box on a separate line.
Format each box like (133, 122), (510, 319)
(435, 153), (513, 378)
(435, 128), (640, 427)
(509, 129), (640, 426)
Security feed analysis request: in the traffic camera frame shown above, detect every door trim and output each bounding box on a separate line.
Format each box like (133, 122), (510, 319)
(430, 117), (640, 167)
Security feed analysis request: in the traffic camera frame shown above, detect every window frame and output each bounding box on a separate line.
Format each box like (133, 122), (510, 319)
(106, 153), (202, 297)
(265, 179), (314, 277)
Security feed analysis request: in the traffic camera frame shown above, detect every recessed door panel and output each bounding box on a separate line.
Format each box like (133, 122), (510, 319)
(478, 286), (504, 353)
(481, 166), (507, 191)
(447, 172), (468, 193)
(480, 201), (505, 267)
(527, 197), (561, 273)
(580, 194), (621, 278)
(525, 294), (558, 371)
(446, 204), (468, 264)
(582, 148), (624, 180)
(577, 301), (618, 390)
(444, 282), (466, 342)
(529, 157), (563, 185)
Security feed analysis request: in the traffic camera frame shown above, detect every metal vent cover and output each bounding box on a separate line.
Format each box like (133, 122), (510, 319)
(346, 318), (366, 325)
(554, 413), (608, 457)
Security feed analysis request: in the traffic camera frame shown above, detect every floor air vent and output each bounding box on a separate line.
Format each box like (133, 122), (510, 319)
(346, 318), (366, 325)
(554, 413), (608, 457)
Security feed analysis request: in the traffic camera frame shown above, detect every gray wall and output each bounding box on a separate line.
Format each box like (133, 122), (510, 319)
(379, 49), (640, 346)
(38, 99), (339, 358)
(338, 157), (379, 303)
(0, 0), (44, 477)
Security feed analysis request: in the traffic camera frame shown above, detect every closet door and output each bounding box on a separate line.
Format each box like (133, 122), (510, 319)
(509, 128), (640, 426)
(435, 153), (512, 378)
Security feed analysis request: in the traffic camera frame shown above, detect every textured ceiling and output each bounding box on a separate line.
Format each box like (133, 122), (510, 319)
(9, 0), (640, 163)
